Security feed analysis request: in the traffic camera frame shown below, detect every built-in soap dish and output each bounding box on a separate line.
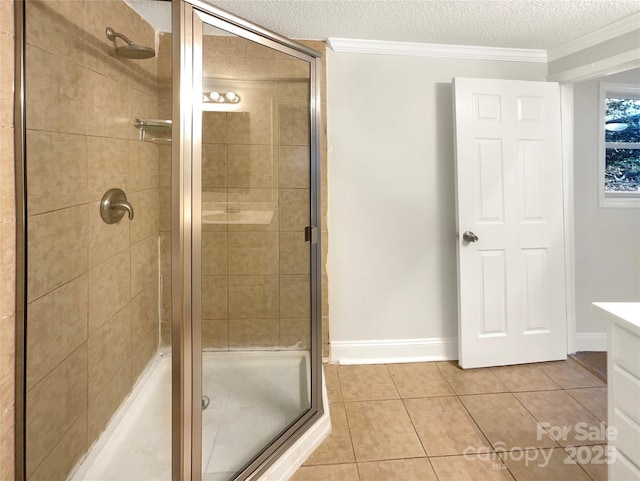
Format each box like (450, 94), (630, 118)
(135, 118), (172, 143)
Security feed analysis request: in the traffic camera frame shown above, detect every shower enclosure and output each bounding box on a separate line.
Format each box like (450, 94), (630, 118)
(15, 0), (324, 479)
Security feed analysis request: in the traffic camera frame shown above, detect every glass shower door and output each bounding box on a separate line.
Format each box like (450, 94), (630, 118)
(187, 7), (320, 480)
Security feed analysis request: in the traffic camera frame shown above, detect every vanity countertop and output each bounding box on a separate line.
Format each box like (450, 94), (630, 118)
(593, 302), (640, 331)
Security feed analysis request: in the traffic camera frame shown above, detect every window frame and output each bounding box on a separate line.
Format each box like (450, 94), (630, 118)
(598, 82), (640, 208)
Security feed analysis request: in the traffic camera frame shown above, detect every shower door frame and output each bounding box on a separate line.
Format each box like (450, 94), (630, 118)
(171, 2), (324, 480)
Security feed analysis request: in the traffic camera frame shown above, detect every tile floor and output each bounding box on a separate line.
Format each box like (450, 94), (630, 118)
(292, 358), (609, 481)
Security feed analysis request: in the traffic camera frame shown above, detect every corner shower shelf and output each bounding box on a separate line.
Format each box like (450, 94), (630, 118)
(135, 118), (172, 143)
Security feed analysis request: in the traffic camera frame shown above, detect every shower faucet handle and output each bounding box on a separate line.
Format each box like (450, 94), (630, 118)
(111, 200), (134, 220)
(101, 188), (134, 224)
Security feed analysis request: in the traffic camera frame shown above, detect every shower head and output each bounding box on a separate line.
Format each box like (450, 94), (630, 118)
(105, 27), (156, 59)
(115, 43), (156, 59)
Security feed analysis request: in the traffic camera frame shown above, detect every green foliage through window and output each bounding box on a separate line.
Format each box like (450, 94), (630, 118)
(605, 97), (640, 193)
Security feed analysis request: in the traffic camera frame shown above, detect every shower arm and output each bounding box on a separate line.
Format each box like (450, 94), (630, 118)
(105, 27), (135, 46)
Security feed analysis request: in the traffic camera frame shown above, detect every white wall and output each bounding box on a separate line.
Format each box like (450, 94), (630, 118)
(326, 50), (546, 362)
(574, 68), (640, 347)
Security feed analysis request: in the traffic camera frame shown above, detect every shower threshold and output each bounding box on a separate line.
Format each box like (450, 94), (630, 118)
(70, 350), (313, 481)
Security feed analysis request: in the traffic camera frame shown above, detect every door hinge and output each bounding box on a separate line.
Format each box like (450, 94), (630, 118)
(305, 226), (318, 244)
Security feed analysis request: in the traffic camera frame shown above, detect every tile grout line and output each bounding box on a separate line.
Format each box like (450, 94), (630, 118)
(561, 443), (606, 481)
(436, 362), (498, 453)
(397, 394), (442, 481)
(564, 387), (607, 423)
(434, 362), (527, 481)
(436, 366), (498, 458)
(298, 360), (609, 480)
(334, 367), (361, 468)
(488, 383), (574, 480)
(385, 364), (429, 461)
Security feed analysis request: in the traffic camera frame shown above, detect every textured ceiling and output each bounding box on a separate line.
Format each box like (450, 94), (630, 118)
(128, 0), (640, 50)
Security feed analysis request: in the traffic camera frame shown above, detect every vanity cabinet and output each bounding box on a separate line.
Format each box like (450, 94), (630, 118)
(594, 302), (640, 481)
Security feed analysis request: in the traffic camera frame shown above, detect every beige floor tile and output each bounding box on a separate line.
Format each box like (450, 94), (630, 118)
(338, 365), (399, 402)
(563, 445), (609, 481)
(461, 393), (558, 451)
(515, 391), (604, 447)
(290, 463), (359, 481)
(345, 400), (425, 462)
(437, 361), (507, 395)
(537, 359), (606, 389)
(499, 447), (592, 481)
(387, 363), (454, 399)
(323, 364), (343, 403)
(357, 458), (437, 481)
(491, 364), (561, 392)
(305, 403), (354, 465)
(566, 388), (608, 422)
(404, 397), (491, 456)
(430, 453), (515, 481)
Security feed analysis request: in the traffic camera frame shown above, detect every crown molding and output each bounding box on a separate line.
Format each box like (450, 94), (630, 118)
(548, 12), (640, 62)
(327, 38), (548, 63)
(547, 48), (640, 83)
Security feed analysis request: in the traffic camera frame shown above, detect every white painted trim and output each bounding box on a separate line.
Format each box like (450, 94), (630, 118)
(574, 332), (608, 352)
(327, 37), (547, 63)
(262, 369), (332, 481)
(548, 13), (640, 62)
(330, 337), (457, 365)
(561, 84), (576, 355)
(598, 82), (640, 209)
(547, 49), (640, 84)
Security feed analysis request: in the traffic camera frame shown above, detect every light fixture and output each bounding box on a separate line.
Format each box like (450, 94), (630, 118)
(204, 91), (241, 104)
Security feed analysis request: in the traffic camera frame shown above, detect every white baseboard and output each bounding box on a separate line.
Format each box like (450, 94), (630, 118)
(574, 332), (607, 352)
(330, 337), (458, 365)
(329, 333), (605, 364)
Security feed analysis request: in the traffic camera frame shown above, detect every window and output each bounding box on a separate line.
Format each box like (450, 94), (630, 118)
(599, 83), (640, 208)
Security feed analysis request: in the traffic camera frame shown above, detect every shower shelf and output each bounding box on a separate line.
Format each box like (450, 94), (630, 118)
(135, 118), (172, 143)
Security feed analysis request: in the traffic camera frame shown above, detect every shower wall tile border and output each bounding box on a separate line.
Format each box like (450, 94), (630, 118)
(0, 0), (15, 479)
(0, 32), (15, 127)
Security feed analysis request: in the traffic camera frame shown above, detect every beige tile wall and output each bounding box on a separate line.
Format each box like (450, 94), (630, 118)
(0, 0), (15, 478)
(23, 1), (161, 479)
(3, 6), (330, 480)
(157, 35), (328, 356)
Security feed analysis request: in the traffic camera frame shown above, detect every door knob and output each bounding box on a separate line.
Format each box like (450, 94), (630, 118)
(101, 188), (134, 224)
(462, 231), (479, 243)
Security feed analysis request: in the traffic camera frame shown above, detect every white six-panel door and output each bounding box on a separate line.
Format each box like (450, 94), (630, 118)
(453, 77), (567, 369)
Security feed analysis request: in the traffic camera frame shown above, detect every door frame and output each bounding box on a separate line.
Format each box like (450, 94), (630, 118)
(556, 58), (639, 356)
(172, 1), (324, 480)
(560, 83), (576, 354)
